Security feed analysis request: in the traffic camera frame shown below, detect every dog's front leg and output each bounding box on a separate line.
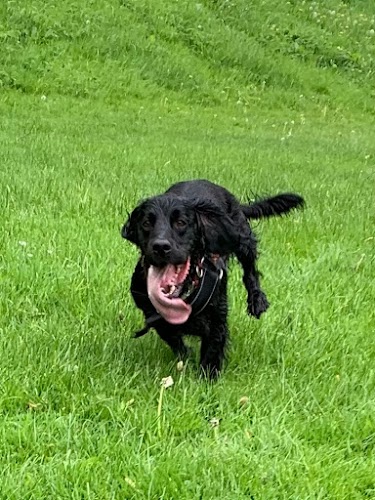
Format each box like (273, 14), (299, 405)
(242, 265), (269, 318)
(236, 235), (269, 318)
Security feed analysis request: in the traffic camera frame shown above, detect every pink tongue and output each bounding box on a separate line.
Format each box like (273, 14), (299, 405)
(147, 261), (192, 325)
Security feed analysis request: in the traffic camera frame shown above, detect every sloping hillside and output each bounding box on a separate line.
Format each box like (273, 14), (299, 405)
(1, 0), (374, 111)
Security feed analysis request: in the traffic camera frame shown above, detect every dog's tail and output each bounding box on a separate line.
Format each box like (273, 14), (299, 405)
(242, 193), (305, 220)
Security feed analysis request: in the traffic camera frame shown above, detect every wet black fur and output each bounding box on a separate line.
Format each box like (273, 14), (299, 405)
(122, 179), (304, 379)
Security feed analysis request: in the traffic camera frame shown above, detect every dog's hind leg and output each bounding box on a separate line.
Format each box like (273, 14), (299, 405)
(199, 283), (229, 379)
(155, 325), (190, 360)
(200, 324), (227, 380)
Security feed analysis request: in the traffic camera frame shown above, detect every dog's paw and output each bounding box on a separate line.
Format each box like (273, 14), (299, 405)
(200, 363), (221, 381)
(247, 291), (269, 319)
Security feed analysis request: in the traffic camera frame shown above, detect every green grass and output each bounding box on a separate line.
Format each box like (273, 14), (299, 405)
(1, 0), (375, 498)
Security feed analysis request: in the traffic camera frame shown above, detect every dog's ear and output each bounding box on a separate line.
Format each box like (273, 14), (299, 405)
(192, 199), (239, 254)
(121, 205), (142, 246)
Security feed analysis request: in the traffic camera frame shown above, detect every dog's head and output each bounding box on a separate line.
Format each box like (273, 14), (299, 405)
(122, 194), (238, 266)
(121, 194), (239, 324)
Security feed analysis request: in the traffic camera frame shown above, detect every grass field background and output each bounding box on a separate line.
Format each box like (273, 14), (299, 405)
(1, 0), (375, 498)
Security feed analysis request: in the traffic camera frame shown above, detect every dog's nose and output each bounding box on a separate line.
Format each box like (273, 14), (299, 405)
(152, 239), (172, 257)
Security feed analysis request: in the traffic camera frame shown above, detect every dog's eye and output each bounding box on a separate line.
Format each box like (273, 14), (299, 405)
(142, 220), (152, 230)
(175, 219), (187, 229)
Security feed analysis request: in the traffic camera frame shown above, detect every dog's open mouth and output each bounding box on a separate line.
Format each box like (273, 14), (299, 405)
(147, 257), (194, 324)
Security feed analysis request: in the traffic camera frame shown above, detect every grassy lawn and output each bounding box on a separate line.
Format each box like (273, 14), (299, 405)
(1, 0), (374, 498)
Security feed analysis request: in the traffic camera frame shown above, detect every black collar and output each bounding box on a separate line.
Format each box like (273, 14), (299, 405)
(133, 255), (226, 338)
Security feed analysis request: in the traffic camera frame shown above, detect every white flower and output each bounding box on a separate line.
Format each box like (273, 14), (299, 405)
(161, 376), (174, 389)
(209, 418), (220, 428)
(176, 361), (184, 372)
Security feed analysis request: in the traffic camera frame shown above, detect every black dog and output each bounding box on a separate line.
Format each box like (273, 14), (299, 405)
(122, 180), (304, 378)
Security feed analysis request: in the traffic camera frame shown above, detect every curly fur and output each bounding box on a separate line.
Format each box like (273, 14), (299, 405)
(122, 179), (304, 379)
